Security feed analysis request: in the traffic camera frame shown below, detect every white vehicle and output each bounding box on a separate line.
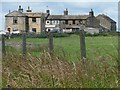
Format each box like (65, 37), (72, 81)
(11, 30), (20, 34)
(50, 29), (60, 33)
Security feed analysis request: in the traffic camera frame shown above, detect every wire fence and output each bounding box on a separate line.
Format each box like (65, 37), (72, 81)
(2, 30), (86, 61)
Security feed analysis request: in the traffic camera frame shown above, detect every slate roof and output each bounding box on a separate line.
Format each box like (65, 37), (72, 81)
(23, 12), (43, 17)
(47, 15), (89, 20)
(96, 14), (116, 23)
(5, 10), (44, 17)
(5, 10), (26, 17)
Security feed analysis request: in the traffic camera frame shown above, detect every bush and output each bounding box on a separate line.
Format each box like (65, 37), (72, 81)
(99, 33), (109, 36)
(26, 32), (47, 38)
(7, 32), (117, 39)
(9, 32), (70, 38)
(9, 33), (22, 38)
(26, 32), (70, 38)
(65, 32), (75, 35)
(26, 33), (36, 38)
(85, 33), (110, 37)
(38, 32), (48, 38)
(53, 33), (70, 38)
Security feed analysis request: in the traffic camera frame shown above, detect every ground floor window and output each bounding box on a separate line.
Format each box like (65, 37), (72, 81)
(7, 28), (10, 33)
(72, 28), (79, 32)
(32, 28), (36, 32)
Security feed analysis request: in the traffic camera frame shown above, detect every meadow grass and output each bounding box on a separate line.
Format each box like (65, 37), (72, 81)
(2, 51), (118, 88)
(2, 35), (118, 88)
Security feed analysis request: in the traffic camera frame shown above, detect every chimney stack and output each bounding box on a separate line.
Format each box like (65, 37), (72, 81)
(26, 6), (32, 12)
(46, 10), (50, 15)
(89, 9), (94, 17)
(64, 8), (68, 15)
(9, 10), (11, 13)
(18, 5), (23, 12)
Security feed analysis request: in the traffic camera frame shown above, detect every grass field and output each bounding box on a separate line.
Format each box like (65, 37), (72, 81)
(6, 35), (118, 61)
(2, 35), (119, 88)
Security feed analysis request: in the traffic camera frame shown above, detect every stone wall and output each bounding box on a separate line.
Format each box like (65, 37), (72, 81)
(28, 17), (41, 33)
(86, 16), (100, 28)
(5, 16), (26, 32)
(97, 16), (111, 29)
(96, 15), (116, 32)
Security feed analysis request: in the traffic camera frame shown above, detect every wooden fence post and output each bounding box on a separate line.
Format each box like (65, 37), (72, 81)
(118, 32), (120, 87)
(48, 32), (54, 55)
(80, 29), (86, 60)
(2, 34), (6, 56)
(22, 31), (26, 59)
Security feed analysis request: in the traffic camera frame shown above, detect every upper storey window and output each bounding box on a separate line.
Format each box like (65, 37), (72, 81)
(13, 17), (18, 24)
(56, 20), (59, 24)
(73, 20), (75, 24)
(32, 17), (36, 22)
(65, 20), (68, 24)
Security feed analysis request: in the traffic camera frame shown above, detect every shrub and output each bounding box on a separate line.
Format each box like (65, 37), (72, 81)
(99, 33), (109, 36)
(26, 32), (47, 38)
(85, 33), (110, 37)
(65, 32), (75, 35)
(26, 32), (70, 38)
(9, 33), (22, 38)
(53, 33), (70, 38)
(38, 32), (48, 38)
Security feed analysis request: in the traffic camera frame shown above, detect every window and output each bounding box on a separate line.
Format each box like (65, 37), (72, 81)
(32, 17), (36, 22)
(73, 20), (75, 24)
(65, 20), (68, 24)
(52, 20), (55, 24)
(32, 28), (36, 32)
(56, 20), (59, 24)
(13, 17), (18, 24)
(7, 28), (10, 33)
(79, 20), (82, 24)
(56, 20), (58, 23)
(53, 20), (55, 23)
(48, 29), (50, 32)
(47, 20), (50, 24)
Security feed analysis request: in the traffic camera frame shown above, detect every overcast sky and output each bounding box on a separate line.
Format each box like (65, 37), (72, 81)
(0, 0), (119, 31)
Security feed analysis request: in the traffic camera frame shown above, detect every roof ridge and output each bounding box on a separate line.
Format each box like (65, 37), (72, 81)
(5, 10), (26, 16)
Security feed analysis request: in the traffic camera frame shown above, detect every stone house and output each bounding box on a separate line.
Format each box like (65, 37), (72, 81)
(45, 9), (100, 33)
(96, 14), (116, 32)
(5, 5), (116, 34)
(5, 6), (45, 33)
